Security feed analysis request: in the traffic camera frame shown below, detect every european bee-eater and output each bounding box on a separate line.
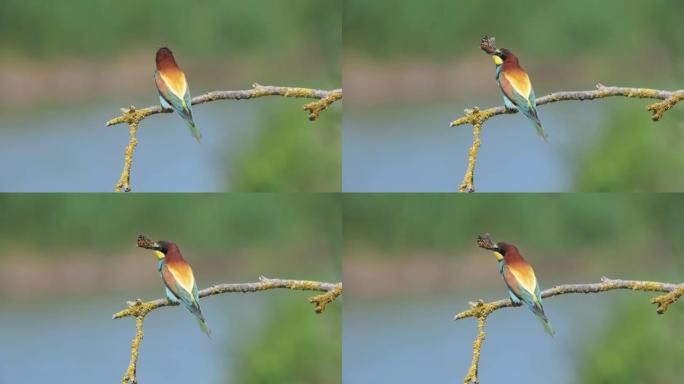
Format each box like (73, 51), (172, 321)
(491, 48), (547, 141)
(155, 47), (202, 142)
(479, 236), (554, 336)
(149, 239), (211, 337)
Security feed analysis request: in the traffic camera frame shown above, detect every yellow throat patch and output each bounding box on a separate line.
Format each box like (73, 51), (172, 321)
(493, 251), (504, 261)
(492, 55), (503, 65)
(153, 250), (165, 260)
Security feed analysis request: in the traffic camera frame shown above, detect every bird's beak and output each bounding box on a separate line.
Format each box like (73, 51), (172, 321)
(492, 55), (503, 65)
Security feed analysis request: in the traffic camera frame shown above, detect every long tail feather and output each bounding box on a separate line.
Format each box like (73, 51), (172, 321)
(534, 310), (555, 337)
(527, 107), (548, 142)
(185, 299), (211, 337)
(195, 314), (211, 338)
(186, 120), (202, 142)
(540, 316), (555, 337)
(532, 118), (548, 142)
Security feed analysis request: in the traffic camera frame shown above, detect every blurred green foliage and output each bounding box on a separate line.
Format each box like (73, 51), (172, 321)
(233, 300), (341, 384)
(343, 194), (684, 262)
(0, 194), (341, 258)
(576, 108), (684, 191)
(345, 0), (684, 66)
(0, 0), (340, 64)
(579, 299), (684, 383)
(230, 105), (341, 192)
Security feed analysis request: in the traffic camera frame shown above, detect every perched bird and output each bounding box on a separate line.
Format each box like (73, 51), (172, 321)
(491, 48), (547, 141)
(480, 237), (554, 336)
(148, 239), (211, 337)
(155, 47), (202, 142)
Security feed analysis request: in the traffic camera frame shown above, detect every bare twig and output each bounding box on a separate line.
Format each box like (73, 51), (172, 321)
(451, 36), (684, 192)
(115, 236), (342, 384)
(107, 83), (342, 192)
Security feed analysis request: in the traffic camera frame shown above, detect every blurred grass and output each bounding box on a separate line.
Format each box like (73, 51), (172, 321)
(345, 0), (684, 66)
(576, 108), (684, 191)
(0, 0), (340, 64)
(343, 194), (684, 263)
(579, 299), (684, 383)
(233, 300), (341, 384)
(230, 105), (341, 191)
(0, 194), (341, 258)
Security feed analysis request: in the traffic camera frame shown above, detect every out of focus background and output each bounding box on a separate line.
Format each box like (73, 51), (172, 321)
(0, 0), (341, 192)
(343, 0), (684, 192)
(343, 194), (684, 383)
(0, 194), (341, 383)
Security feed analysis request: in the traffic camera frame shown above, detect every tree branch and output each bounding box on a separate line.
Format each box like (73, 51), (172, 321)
(455, 277), (683, 384)
(450, 36), (684, 192)
(455, 234), (684, 383)
(114, 235), (342, 384)
(451, 85), (684, 193)
(106, 83), (342, 192)
(455, 277), (683, 322)
(114, 276), (342, 384)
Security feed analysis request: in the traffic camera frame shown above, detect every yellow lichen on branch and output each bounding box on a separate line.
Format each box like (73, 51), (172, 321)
(114, 275), (342, 384)
(463, 315), (487, 384)
(304, 90), (343, 121)
(121, 315), (145, 384)
(458, 119), (483, 193)
(651, 285), (684, 314)
(309, 284), (343, 313)
(113, 112), (143, 192)
(450, 106), (499, 129)
(648, 93), (684, 122)
(106, 83), (342, 192)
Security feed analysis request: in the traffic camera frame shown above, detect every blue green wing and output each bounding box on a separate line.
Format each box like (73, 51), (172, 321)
(179, 281), (210, 337)
(180, 89), (202, 142)
(516, 281), (554, 336)
(502, 94), (516, 111)
(165, 287), (179, 304)
(511, 87), (547, 141)
(507, 288), (522, 305)
(159, 96), (172, 111)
